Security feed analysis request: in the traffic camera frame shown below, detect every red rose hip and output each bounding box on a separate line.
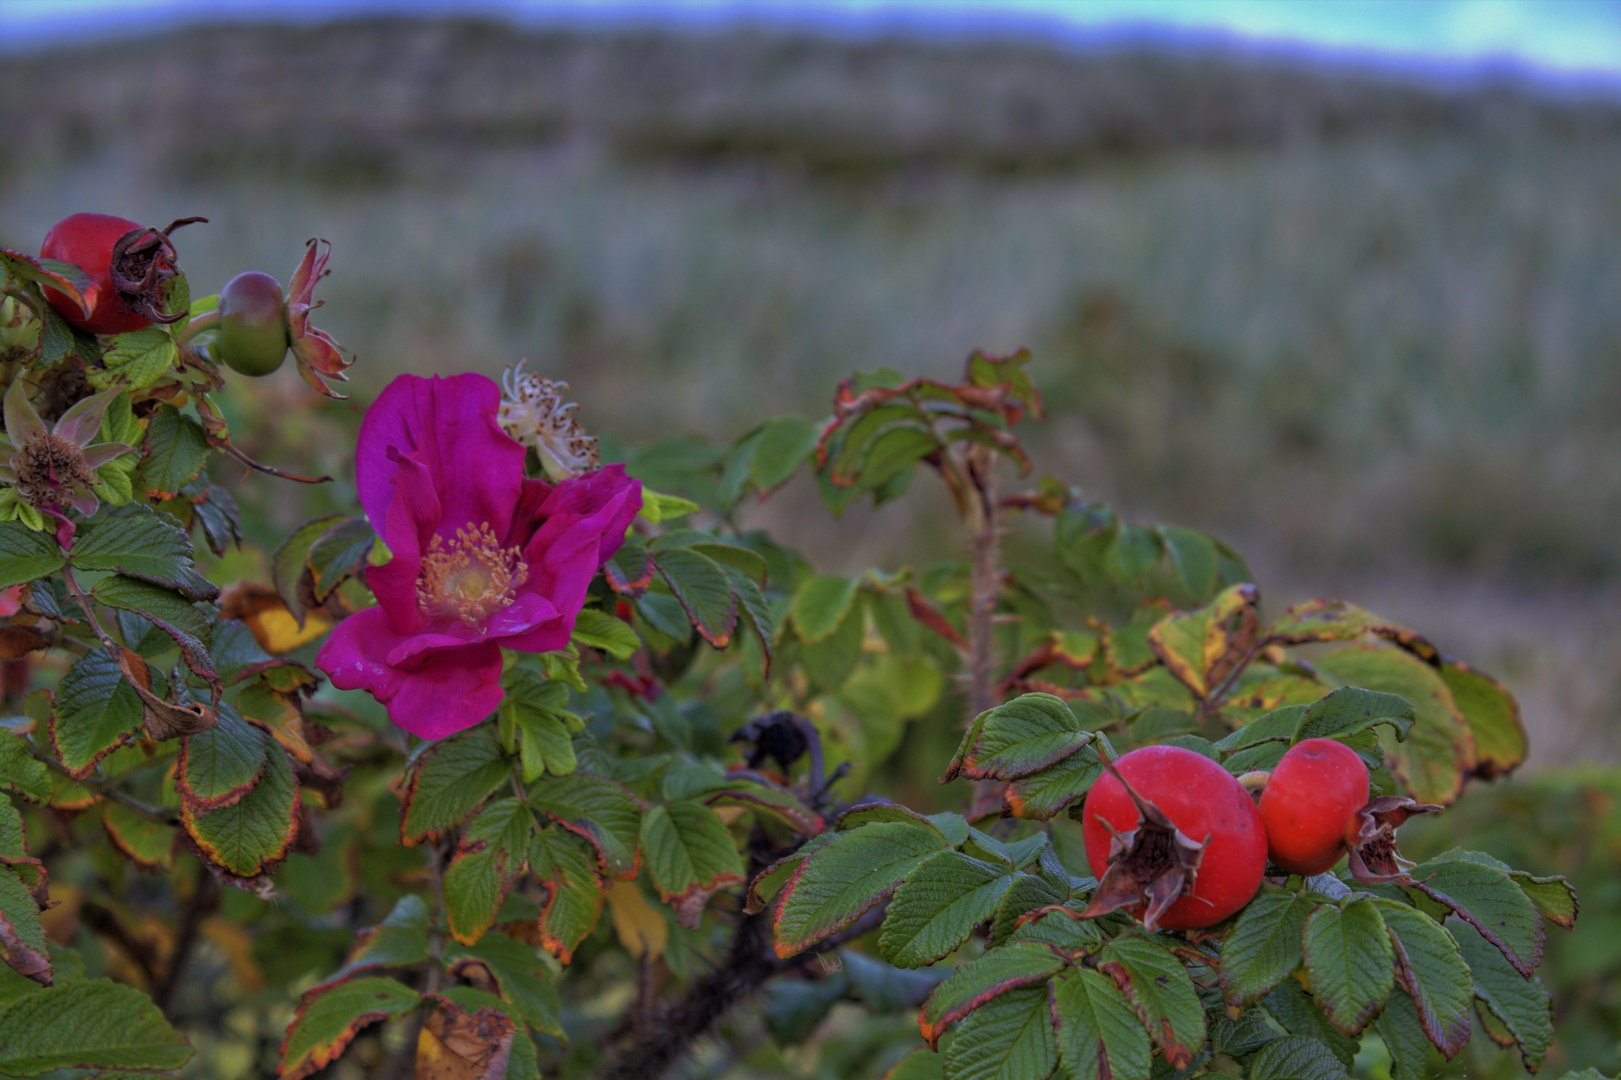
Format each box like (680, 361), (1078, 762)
(1080, 744), (1267, 931)
(1259, 737), (1371, 876)
(40, 212), (202, 334)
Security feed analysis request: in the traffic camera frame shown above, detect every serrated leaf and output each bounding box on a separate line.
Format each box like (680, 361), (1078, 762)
(1262, 978), (1358, 1068)
(1247, 1034), (1350, 1080)
(92, 326), (177, 389)
(0, 734), (50, 803)
(181, 744), (299, 883)
(91, 574), (215, 683)
(1376, 901), (1473, 1057)
(724, 563), (775, 675)
(279, 976), (420, 1080)
(1147, 583), (1259, 699)
(1448, 921), (1553, 1071)
(444, 931), (562, 1036)
(1313, 645), (1474, 806)
(272, 514), (347, 623)
(1292, 684), (1416, 744)
(528, 772), (642, 879)
(792, 575), (859, 643)
(136, 405), (210, 500)
(886, 1046), (947, 1080)
(1002, 744), (1105, 820)
(501, 699), (576, 783)
(800, 595), (864, 692)
(639, 800), (744, 924)
(1051, 968), (1151, 1080)
(948, 692), (1090, 783)
(529, 827), (604, 964)
(1220, 889), (1314, 1008)
(1407, 853), (1544, 977)
(1098, 933), (1205, 1069)
(50, 649), (143, 779)
(943, 982), (1058, 1080)
(570, 607), (639, 660)
(704, 781), (823, 836)
(881, 851), (1017, 968)
(919, 941), (1067, 1048)
(1300, 899), (1393, 1036)
(0, 977), (192, 1073)
(1436, 661), (1526, 780)
(654, 546), (737, 648)
(990, 873), (1069, 947)
(1508, 871), (1578, 931)
(178, 708), (267, 811)
(0, 867), (49, 986)
(102, 800), (176, 871)
(0, 520), (63, 591)
(773, 821), (947, 959)
(401, 730), (512, 845)
(842, 949), (946, 1012)
(445, 843), (519, 948)
(605, 533), (654, 597)
(431, 986), (540, 1079)
(750, 415), (819, 492)
(317, 895), (432, 988)
(1375, 989), (1439, 1080)
(305, 516), (374, 602)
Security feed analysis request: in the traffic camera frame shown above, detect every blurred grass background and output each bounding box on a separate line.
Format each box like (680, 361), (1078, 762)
(3, 16), (1620, 764)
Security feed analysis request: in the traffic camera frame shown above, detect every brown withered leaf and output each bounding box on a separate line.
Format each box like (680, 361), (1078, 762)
(416, 995), (515, 1080)
(0, 626), (47, 660)
(219, 581), (334, 655)
(117, 649), (216, 740)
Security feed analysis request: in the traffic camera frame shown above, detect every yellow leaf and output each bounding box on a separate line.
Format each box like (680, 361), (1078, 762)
(605, 879), (667, 960)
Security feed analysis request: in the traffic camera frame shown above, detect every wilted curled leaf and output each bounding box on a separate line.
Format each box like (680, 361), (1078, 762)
(118, 648), (217, 740)
(416, 994), (515, 1080)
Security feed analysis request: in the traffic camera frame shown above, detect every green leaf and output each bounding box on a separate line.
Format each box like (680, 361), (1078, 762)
(528, 771), (642, 879)
(50, 649), (143, 779)
(91, 326), (177, 390)
(853, 427), (936, 497)
(605, 533), (655, 596)
(1407, 853), (1544, 977)
(773, 821), (948, 959)
(178, 709), (268, 811)
(638, 489), (701, 524)
(1508, 871), (1578, 931)
(1219, 889), (1314, 1008)
(0, 734), (49, 803)
(750, 415), (819, 492)
(792, 575), (860, 644)
(316, 895), (432, 987)
(1448, 921), (1553, 1072)
(278, 976), (420, 1080)
(444, 931), (563, 1037)
(885, 1047), (946, 1080)
(444, 800), (531, 946)
(1300, 899), (1393, 1036)
(400, 729), (512, 845)
(433, 986), (542, 1079)
(943, 983), (1058, 1080)
(1375, 901), (1473, 1057)
(0, 520), (63, 591)
(272, 514), (346, 621)
(501, 699), (577, 783)
(1051, 968), (1151, 1080)
(800, 595), (864, 692)
(1097, 932), (1205, 1069)
(841, 949), (947, 1012)
(654, 546), (738, 648)
(529, 827), (604, 964)
(1146, 583), (1258, 699)
(1375, 990), (1441, 1080)
(880, 851), (1017, 968)
(724, 563), (776, 674)
(0, 867), (49, 986)
(91, 574), (214, 683)
(638, 800), (744, 922)
(1291, 685), (1416, 745)
(1002, 744), (1106, 820)
(570, 607), (639, 660)
(1312, 645), (1474, 806)
(919, 940), (1067, 1048)
(947, 693), (1091, 782)
(181, 744), (299, 883)
(304, 516), (374, 603)
(136, 405), (210, 500)
(1437, 661), (1526, 779)
(989, 873), (1069, 946)
(1246, 1034), (1351, 1080)
(0, 977), (192, 1073)
(763, 971), (847, 1045)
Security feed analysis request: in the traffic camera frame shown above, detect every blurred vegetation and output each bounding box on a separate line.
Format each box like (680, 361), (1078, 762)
(3, 16), (1620, 765)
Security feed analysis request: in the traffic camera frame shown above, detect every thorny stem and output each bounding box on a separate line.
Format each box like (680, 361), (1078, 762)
(962, 444), (1007, 820)
(59, 564), (120, 657)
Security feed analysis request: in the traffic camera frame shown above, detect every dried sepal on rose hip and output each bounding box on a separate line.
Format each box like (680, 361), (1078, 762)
(1069, 744), (1267, 931)
(1258, 737), (1371, 876)
(40, 212), (204, 335)
(201, 239), (352, 395)
(1345, 795), (1443, 884)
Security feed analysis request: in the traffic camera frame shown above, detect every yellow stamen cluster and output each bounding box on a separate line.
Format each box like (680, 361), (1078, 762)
(417, 522), (528, 626)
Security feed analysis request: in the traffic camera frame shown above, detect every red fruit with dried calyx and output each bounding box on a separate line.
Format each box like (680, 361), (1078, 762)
(1079, 744), (1266, 931)
(39, 212), (204, 334)
(1258, 737), (1371, 876)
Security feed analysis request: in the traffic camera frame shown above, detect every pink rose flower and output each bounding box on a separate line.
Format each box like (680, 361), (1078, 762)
(316, 373), (640, 739)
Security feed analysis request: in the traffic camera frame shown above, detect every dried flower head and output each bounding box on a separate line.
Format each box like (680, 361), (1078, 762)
(499, 361), (600, 481)
(0, 380), (133, 538)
